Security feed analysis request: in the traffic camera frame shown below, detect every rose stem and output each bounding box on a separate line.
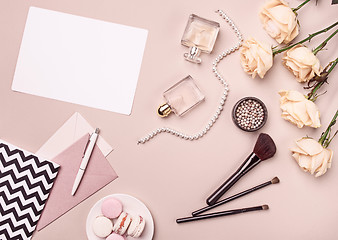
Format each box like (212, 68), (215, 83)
(307, 57), (338, 101)
(313, 29), (338, 55)
(318, 110), (338, 148)
(272, 21), (338, 56)
(292, 0), (311, 13)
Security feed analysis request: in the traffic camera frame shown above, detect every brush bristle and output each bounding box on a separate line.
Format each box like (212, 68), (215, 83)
(262, 205), (269, 210)
(271, 177), (280, 184)
(253, 133), (276, 160)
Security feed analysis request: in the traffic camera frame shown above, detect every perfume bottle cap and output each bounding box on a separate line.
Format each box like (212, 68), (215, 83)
(184, 46), (202, 64)
(158, 103), (172, 117)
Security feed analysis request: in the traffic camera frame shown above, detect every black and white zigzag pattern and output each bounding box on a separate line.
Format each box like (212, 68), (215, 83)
(0, 141), (59, 240)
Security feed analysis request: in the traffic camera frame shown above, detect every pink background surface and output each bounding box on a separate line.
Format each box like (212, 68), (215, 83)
(0, 0), (337, 239)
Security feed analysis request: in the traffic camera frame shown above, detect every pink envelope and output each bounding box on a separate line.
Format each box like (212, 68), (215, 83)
(36, 112), (113, 159)
(37, 134), (118, 230)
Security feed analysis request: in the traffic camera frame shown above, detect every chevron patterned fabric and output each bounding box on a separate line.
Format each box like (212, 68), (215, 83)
(0, 140), (59, 240)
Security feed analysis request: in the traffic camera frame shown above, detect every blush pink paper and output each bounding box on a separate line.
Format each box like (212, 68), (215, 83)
(37, 134), (118, 230)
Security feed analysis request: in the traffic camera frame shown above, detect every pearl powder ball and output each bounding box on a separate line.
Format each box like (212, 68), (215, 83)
(232, 97), (267, 132)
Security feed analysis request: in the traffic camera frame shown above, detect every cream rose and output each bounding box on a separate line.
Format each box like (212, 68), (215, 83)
(259, 0), (299, 44)
(240, 38), (273, 79)
(283, 44), (322, 83)
(291, 138), (333, 177)
(279, 90), (321, 128)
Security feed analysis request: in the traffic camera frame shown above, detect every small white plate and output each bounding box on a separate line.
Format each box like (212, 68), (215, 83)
(86, 194), (154, 240)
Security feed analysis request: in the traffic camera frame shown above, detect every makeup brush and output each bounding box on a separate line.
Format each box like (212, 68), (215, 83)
(193, 177), (279, 216)
(206, 133), (276, 206)
(176, 205), (269, 224)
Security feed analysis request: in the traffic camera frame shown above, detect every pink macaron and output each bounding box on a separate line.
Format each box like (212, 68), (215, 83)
(101, 197), (123, 219)
(106, 233), (125, 240)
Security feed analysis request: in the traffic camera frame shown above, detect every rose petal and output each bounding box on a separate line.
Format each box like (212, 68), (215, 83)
(290, 146), (307, 155)
(285, 90), (305, 102)
(305, 100), (321, 128)
(268, 5), (294, 25)
(292, 101), (310, 124)
(292, 152), (300, 163)
(298, 154), (312, 172)
(326, 149), (333, 169)
(288, 46), (318, 66)
(296, 138), (323, 156)
(315, 153), (329, 177)
(311, 151), (325, 174)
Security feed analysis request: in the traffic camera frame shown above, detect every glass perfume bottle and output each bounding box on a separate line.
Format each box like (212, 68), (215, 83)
(158, 75), (205, 117)
(181, 14), (220, 63)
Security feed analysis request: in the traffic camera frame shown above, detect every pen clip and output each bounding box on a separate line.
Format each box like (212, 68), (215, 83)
(82, 134), (92, 158)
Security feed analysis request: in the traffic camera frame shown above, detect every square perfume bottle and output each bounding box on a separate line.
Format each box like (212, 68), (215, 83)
(181, 14), (220, 63)
(158, 75), (205, 117)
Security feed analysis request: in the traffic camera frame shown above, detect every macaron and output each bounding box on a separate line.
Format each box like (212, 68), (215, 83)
(101, 197), (123, 219)
(112, 212), (131, 235)
(127, 215), (146, 238)
(92, 216), (113, 238)
(106, 233), (125, 240)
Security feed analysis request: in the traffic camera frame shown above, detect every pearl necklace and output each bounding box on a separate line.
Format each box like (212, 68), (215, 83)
(137, 10), (243, 144)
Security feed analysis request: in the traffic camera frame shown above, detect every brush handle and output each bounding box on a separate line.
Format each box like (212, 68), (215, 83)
(176, 205), (265, 223)
(193, 180), (271, 216)
(206, 153), (261, 206)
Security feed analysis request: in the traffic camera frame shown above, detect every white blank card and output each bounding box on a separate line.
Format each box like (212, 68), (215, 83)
(12, 7), (148, 115)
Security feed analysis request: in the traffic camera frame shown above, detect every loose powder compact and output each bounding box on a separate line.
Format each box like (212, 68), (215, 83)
(232, 97), (267, 132)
